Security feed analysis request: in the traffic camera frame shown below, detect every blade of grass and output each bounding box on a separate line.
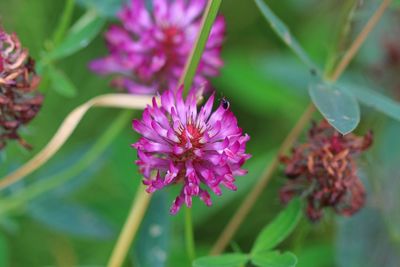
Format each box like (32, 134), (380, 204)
(178, 0), (222, 95)
(254, 0), (318, 73)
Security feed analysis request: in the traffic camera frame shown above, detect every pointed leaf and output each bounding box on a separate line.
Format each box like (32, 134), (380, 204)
(77, 0), (127, 18)
(251, 198), (302, 254)
(193, 254), (249, 267)
(46, 10), (105, 61)
(254, 0), (317, 72)
(47, 65), (77, 97)
(309, 81), (360, 134)
(344, 82), (400, 122)
(251, 251), (297, 267)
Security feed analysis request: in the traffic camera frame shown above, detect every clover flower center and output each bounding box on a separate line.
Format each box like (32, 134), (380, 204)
(162, 25), (182, 47)
(175, 123), (204, 162)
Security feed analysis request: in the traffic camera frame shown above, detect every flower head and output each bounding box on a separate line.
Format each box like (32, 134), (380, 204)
(280, 120), (373, 221)
(0, 28), (42, 150)
(90, 0), (225, 95)
(132, 88), (250, 214)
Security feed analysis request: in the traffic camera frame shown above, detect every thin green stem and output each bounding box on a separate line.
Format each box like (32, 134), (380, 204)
(52, 0), (76, 46)
(0, 110), (132, 215)
(178, 0), (222, 95)
(39, 0), (75, 92)
(185, 207), (196, 262)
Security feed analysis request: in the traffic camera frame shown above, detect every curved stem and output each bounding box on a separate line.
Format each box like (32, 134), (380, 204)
(211, 0), (392, 254)
(107, 184), (152, 267)
(185, 207), (196, 262)
(0, 110), (132, 215)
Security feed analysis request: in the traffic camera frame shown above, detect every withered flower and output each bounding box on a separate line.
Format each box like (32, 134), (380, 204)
(0, 28), (42, 150)
(280, 120), (373, 222)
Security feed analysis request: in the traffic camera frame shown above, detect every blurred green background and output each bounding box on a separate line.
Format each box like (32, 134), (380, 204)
(0, 0), (400, 266)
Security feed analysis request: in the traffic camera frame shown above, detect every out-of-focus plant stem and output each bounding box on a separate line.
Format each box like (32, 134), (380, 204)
(185, 207), (196, 263)
(106, 1), (223, 266)
(329, 0), (393, 81)
(0, 110), (132, 215)
(52, 0), (75, 47)
(210, 103), (315, 255)
(107, 184), (152, 267)
(210, 0), (392, 255)
(39, 0), (75, 91)
(178, 0), (222, 96)
(325, 0), (359, 76)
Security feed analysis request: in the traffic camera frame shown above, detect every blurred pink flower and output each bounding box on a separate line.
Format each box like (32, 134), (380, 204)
(132, 88), (250, 214)
(90, 0), (225, 95)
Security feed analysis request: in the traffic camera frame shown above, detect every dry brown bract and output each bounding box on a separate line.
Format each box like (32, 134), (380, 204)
(280, 120), (373, 221)
(0, 28), (42, 150)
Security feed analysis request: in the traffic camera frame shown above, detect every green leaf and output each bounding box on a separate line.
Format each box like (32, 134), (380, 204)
(181, 0), (222, 93)
(252, 251), (297, 267)
(296, 244), (334, 267)
(46, 10), (105, 61)
(251, 198), (302, 254)
(344, 82), (400, 122)
(193, 254), (249, 267)
(0, 234), (8, 267)
(132, 191), (170, 267)
(309, 81), (360, 134)
(77, 0), (127, 18)
(47, 65), (77, 97)
(28, 198), (115, 239)
(254, 0), (317, 72)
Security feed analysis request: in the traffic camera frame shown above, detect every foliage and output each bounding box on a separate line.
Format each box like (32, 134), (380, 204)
(0, 0), (399, 267)
(193, 199), (301, 267)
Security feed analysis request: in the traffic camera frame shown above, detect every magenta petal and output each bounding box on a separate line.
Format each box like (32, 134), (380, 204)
(132, 88), (250, 214)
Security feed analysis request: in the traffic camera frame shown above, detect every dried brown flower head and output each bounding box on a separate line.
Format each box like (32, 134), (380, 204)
(280, 120), (373, 221)
(0, 28), (43, 150)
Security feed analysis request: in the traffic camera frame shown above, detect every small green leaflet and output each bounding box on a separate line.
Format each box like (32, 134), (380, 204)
(47, 65), (77, 97)
(45, 10), (105, 61)
(192, 254), (249, 267)
(251, 198), (302, 254)
(251, 251), (298, 267)
(309, 81), (360, 134)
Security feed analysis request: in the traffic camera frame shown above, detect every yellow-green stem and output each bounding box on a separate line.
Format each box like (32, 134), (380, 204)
(107, 184), (152, 267)
(210, 0), (391, 254)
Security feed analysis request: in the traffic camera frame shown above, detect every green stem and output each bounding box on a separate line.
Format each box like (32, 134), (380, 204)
(185, 207), (196, 262)
(52, 0), (75, 46)
(0, 110), (132, 215)
(38, 0), (75, 92)
(179, 0), (222, 95)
